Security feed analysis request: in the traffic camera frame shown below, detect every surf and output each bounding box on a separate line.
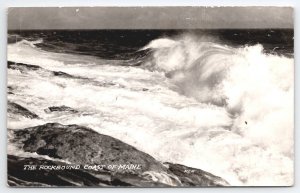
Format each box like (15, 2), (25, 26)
(142, 34), (294, 154)
(7, 33), (294, 186)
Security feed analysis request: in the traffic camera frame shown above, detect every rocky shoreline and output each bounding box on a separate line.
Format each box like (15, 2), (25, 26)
(8, 123), (229, 187)
(7, 61), (230, 187)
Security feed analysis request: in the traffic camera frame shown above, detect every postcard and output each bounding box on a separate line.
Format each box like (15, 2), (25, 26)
(7, 7), (294, 187)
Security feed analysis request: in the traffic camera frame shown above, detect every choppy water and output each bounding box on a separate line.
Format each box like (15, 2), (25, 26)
(7, 29), (294, 186)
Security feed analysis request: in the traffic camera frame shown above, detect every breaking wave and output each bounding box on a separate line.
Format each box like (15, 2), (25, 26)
(142, 34), (294, 156)
(16, 38), (44, 48)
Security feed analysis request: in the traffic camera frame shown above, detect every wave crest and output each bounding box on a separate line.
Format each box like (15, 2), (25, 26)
(142, 34), (294, 155)
(16, 38), (44, 48)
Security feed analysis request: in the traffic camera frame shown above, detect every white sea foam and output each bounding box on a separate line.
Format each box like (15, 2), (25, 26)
(7, 35), (294, 186)
(16, 38), (44, 48)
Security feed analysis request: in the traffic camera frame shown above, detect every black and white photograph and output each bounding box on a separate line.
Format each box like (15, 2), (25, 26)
(7, 6), (294, 187)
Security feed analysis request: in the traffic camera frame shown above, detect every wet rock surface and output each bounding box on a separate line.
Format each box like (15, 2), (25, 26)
(8, 61), (81, 79)
(8, 155), (106, 187)
(8, 155), (168, 187)
(7, 101), (39, 119)
(8, 61), (42, 72)
(165, 163), (229, 186)
(11, 123), (167, 174)
(8, 123), (229, 187)
(44, 106), (79, 113)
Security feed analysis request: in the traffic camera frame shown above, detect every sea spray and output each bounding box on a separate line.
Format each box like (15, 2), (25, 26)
(143, 34), (293, 156)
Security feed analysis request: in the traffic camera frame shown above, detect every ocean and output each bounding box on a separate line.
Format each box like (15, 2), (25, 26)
(7, 29), (294, 186)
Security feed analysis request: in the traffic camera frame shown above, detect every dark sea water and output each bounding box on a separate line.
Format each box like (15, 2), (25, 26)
(8, 29), (294, 59)
(7, 29), (294, 186)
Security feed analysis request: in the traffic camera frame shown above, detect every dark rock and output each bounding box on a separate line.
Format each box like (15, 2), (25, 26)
(52, 71), (78, 79)
(12, 123), (167, 175)
(7, 154), (169, 187)
(8, 155), (114, 187)
(91, 81), (119, 88)
(7, 86), (14, 95)
(10, 123), (230, 187)
(44, 106), (78, 113)
(164, 163), (229, 186)
(7, 86), (13, 91)
(8, 61), (82, 80)
(36, 148), (62, 159)
(8, 61), (42, 72)
(7, 101), (39, 119)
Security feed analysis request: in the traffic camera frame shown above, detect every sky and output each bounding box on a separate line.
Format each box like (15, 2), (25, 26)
(7, 7), (293, 30)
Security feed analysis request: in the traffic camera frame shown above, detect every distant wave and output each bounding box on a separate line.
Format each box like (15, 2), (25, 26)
(16, 38), (44, 48)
